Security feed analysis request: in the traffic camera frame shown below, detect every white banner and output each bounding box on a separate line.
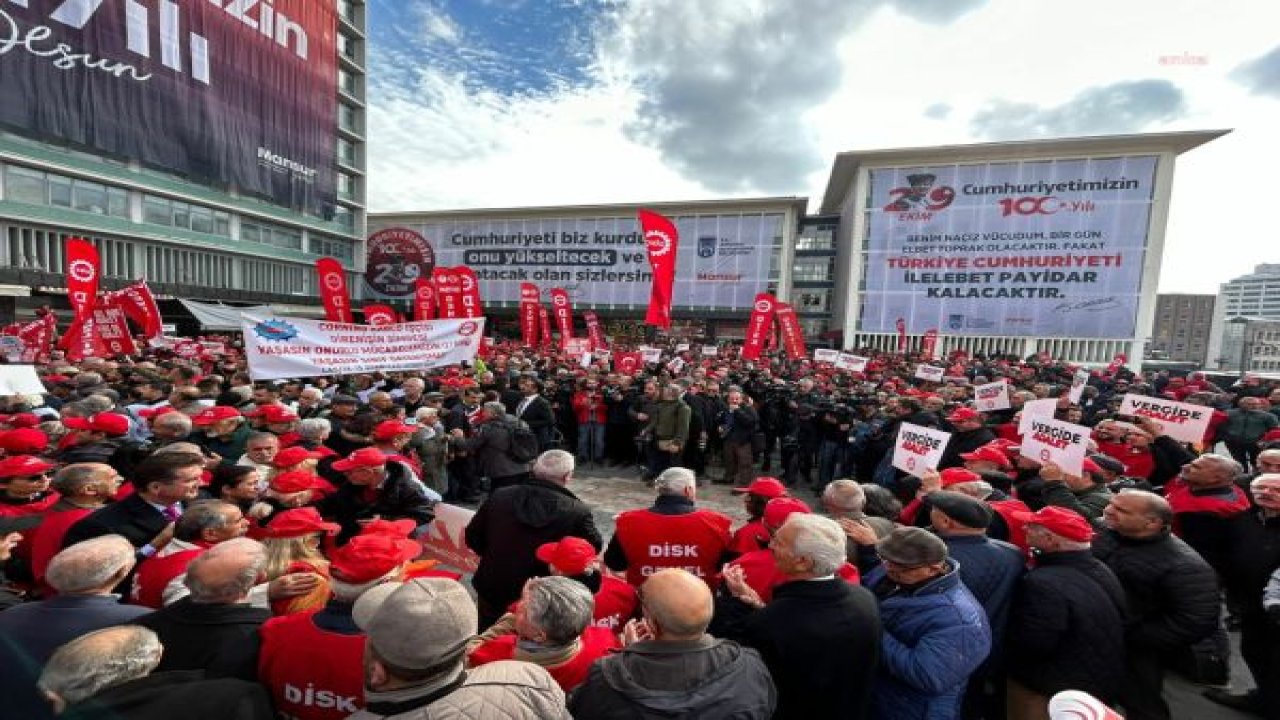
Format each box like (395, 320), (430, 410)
(814, 349), (840, 363)
(1118, 394), (1211, 444)
(1068, 368), (1091, 404)
(701, 345), (719, 357)
(974, 380), (1011, 411)
(241, 314), (484, 381)
(675, 343), (690, 352)
(1019, 398), (1059, 434)
(892, 422), (952, 475)
(0, 365), (46, 395)
(641, 347), (663, 363)
(863, 156), (1158, 338)
(418, 502), (479, 573)
(836, 353), (869, 372)
(915, 364), (945, 382)
(0, 336), (24, 363)
(1020, 417), (1089, 476)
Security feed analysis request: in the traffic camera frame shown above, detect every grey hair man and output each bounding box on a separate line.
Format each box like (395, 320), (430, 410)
(131, 499), (249, 607)
(0, 535), (150, 720)
(350, 578), (570, 719)
(823, 479), (895, 567)
(38, 625), (273, 719)
(135, 537), (271, 681)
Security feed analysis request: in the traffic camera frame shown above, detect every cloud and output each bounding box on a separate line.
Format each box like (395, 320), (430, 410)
(968, 79), (1187, 140)
(1233, 45), (1280, 98)
(923, 102), (952, 120)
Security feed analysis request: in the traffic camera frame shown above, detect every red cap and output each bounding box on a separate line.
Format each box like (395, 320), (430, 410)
(192, 406), (242, 426)
(329, 533), (420, 583)
(0, 428), (50, 455)
(0, 454), (56, 479)
(947, 407), (982, 423)
(272, 446), (323, 468)
(254, 405), (299, 424)
(261, 507), (340, 539)
(535, 537), (598, 575)
(358, 518), (418, 539)
(763, 497), (811, 530)
(7, 413), (40, 429)
(730, 477), (787, 498)
(960, 445), (1011, 468)
(269, 471), (326, 494)
(372, 420), (417, 441)
(62, 413), (130, 436)
(332, 447), (388, 472)
(939, 467), (982, 487)
(1011, 506), (1094, 542)
(138, 406), (178, 420)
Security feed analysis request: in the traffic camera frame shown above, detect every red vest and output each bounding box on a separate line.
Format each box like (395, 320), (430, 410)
(988, 499), (1031, 552)
(724, 550), (861, 603)
(614, 508), (732, 587)
(29, 506), (93, 585)
(730, 519), (769, 554)
(1165, 478), (1251, 519)
(132, 547), (206, 608)
(592, 575), (638, 632)
(258, 610), (366, 720)
(468, 626), (620, 692)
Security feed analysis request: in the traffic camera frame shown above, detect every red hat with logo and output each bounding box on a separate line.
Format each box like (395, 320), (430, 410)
(359, 518), (418, 539)
(763, 497), (812, 530)
(254, 405), (299, 424)
(0, 428), (50, 455)
(6, 413), (41, 429)
(1011, 505), (1094, 542)
(192, 406), (242, 426)
(272, 446), (323, 469)
(329, 533), (420, 583)
(947, 407), (982, 423)
(730, 476), (787, 498)
(269, 471), (327, 495)
(62, 413), (130, 436)
(939, 467), (982, 487)
(332, 447), (388, 472)
(959, 445), (1011, 468)
(262, 507), (340, 539)
(0, 454), (56, 479)
(372, 420), (418, 441)
(535, 537), (598, 575)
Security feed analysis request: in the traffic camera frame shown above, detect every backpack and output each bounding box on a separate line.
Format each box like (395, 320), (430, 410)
(506, 419), (540, 463)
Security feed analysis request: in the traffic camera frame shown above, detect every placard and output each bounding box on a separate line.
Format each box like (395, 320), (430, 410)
(892, 422), (952, 475)
(1118, 394), (1212, 444)
(814, 349), (840, 363)
(1020, 417), (1089, 476)
(915, 365), (945, 382)
(0, 336), (24, 363)
(564, 338), (591, 357)
(1067, 368), (1091, 404)
(1019, 398), (1059, 434)
(417, 502), (479, 573)
(0, 365), (46, 395)
(835, 354), (869, 372)
(675, 343), (690, 352)
(641, 347), (663, 363)
(974, 380), (1011, 411)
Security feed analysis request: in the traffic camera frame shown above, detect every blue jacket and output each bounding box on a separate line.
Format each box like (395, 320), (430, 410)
(866, 560), (992, 720)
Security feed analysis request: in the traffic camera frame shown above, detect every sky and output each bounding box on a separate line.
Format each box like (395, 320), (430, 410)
(363, 0), (1280, 294)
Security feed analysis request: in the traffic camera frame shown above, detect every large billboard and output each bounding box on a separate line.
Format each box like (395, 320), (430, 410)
(0, 0), (338, 216)
(366, 213), (781, 309)
(861, 156), (1158, 338)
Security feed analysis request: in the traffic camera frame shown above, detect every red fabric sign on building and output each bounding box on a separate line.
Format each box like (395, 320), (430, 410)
(433, 268), (464, 319)
(774, 302), (807, 360)
(584, 311), (606, 351)
(638, 210), (678, 329)
(413, 279), (436, 321)
(741, 293), (777, 361)
(519, 284), (541, 348)
(456, 267), (484, 319)
(549, 288), (575, 349)
(316, 258), (354, 323)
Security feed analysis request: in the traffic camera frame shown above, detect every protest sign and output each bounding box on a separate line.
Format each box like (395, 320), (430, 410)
(1020, 417), (1089, 476)
(0, 336), (23, 363)
(835, 354), (869, 372)
(701, 345), (719, 357)
(1019, 398), (1059, 434)
(974, 380), (1011, 412)
(1068, 368), (1091, 404)
(0, 365), (46, 395)
(1118, 394), (1212, 444)
(915, 365), (945, 383)
(892, 422), (952, 475)
(417, 503), (479, 573)
(640, 347), (663, 363)
(814, 349), (840, 363)
(675, 343), (690, 352)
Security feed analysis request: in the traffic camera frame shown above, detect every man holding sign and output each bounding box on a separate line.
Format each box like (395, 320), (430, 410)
(939, 408), (996, 470)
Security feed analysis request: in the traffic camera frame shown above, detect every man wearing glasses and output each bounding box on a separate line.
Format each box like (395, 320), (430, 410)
(0, 454), (59, 517)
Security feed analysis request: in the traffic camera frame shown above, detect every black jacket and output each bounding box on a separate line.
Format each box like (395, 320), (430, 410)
(568, 636), (775, 720)
(1148, 435), (1196, 488)
(1006, 550), (1129, 701)
(61, 670), (273, 720)
(1091, 528), (1219, 654)
(319, 461), (436, 542)
(465, 478), (601, 610)
(63, 493), (170, 550)
(515, 394), (556, 449)
(135, 598), (270, 681)
(1219, 509), (1280, 617)
(938, 427), (997, 470)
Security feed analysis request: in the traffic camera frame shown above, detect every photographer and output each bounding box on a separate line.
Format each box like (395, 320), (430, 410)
(719, 390), (760, 488)
(759, 381), (796, 474)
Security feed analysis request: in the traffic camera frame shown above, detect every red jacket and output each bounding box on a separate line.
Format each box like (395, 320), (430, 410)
(468, 626), (620, 692)
(571, 390), (607, 425)
(29, 505), (93, 587)
(730, 518), (768, 554)
(259, 609), (366, 720)
(614, 508), (732, 588)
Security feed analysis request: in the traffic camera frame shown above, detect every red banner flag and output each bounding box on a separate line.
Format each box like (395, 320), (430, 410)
(413, 278), (436, 321)
(774, 302), (807, 360)
(921, 329), (939, 360)
(741, 293), (777, 361)
(103, 280), (163, 339)
(519, 284), (541, 348)
(12, 313), (56, 362)
(614, 351), (643, 375)
(583, 311), (606, 351)
(1105, 353), (1127, 375)
(549, 288), (574, 349)
(638, 210), (678, 329)
(434, 268), (464, 319)
(315, 258), (353, 323)
(895, 317), (907, 354)
(65, 238), (100, 322)
(539, 306), (552, 350)
(456, 267), (484, 319)
(92, 304), (138, 356)
(363, 304), (397, 326)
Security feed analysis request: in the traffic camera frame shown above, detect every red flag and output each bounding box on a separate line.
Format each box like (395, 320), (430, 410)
(363, 304), (397, 326)
(91, 304), (138, 356)
(895, 317), (907, 354)
(583, 311), (606, 351)
(65, 238), (100, 322)
(638, 210), (678, 329)
(1106, 353), (1127, 375)
(103, 280), (163, 339)
(519, 284), (541, 348)
(774, 302), (807, 360)
(539, 306), (552, 350)
(614, 351), (642, 375)
(921, 329), (939, 360)
(456, 267), (484, 318)
(434, 268), (464, 319)
(315, 258), (353, 323)
(549, 288), (575, 349)
(413, 279), (436, 321)
(741, 293), (777, 361)
(13, 313), (56, 362)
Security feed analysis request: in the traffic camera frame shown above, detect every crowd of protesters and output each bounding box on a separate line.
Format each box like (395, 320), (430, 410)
(0, 335), (1279, 720)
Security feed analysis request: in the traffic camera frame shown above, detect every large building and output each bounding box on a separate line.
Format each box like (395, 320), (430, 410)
(1148, 294), (1215, 364)
(1207, 264), (1280, 371)
(0, 0), (368, 329)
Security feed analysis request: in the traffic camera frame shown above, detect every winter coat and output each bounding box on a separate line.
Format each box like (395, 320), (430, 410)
(60, 671), (273, 720)
(1006, 550), (1128, 702)
(1041, 481), (1112, 524)
(348, 661), (569, 720)
(1091, 528), (1219, 654)
(867, 560), (992, 720)
(451, 415), (533, 479)
(465, 478), (602, 611)
(1220, 509), (1280, 619)
(134, 598), (269, 681)
(1221, 408), (1278, 443)
(938, 427), (997, 470)
(647, 399), (691, 444)
(941, 535), (1024, 654)
(319, 461), (436, 542)
(568, 635), (776, 720)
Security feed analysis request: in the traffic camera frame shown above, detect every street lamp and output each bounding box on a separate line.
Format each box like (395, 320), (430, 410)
(1228, 316), (1252, 378)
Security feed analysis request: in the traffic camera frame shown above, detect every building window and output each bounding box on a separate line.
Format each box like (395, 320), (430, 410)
(339, 68), (359, 96)
(338, 103), (359, 134)
(242, 220), (303, 251)
(311, 234), (355, 263)
(142, 195), (230, 236)
(5, 166), (46, 204)
(338, 172), (356, 200)
(793, 256), (835, 282)
(4, 166), (129, 218)
(337, 138), (357, 166)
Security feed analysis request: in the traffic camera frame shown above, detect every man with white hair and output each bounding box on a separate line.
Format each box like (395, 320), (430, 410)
(721, 514), (881, 720)
(296, 387), (327, 419)
(605, 466), (732, 589)
(0, 535), (149, 720)
(37, 625), (273, 719)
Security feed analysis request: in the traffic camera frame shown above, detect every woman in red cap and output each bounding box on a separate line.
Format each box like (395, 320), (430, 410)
(728, 477), (788, 554)
(260, 508), (338, 615)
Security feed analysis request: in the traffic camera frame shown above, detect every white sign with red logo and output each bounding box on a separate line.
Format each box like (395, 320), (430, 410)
(1020, 417), (1089, 476)
(915, 364), (945, 382)
(1118, 394), (1212, 444)
(1068, 368), (1091, 404)
(564, 338), (591, 357)
(241, 314), (484, 380)
(1019, 398), (1059, 434)
(835, 353), (869, 372)
(974, 380), (1011, 412)
(675, 343), (690, 352)
(418, 502), (479, 573)
(640, 347), (663, 363)
(892, 422), (952, 475)
(701, 345), (719, 357)
(814, 349), (840, 363)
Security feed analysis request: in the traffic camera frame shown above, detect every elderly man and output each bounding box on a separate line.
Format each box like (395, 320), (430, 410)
(605, 466), (732, 589)
(865, 526), (991, 720)
(1038, 459), (1113, 524)
(1163, 453), (1251, 573)
(570, 568), (776, 719)
(296, 386), (327, 419)
(465, 449), (601, 629)
(64, 451), (205, 553)
(1093, 490), (1219, 720)
(320, 447), (436, 541)
(28, 463), (123, 586)
(37, 626), (273, 719)
(130, 500), (249, 608)
(644, 384), (692, 479)
(350, 578), (570, 719)
(448, 401), (534, 492)
(823, 478), (895, 571)
(1006, 506), (1128, 719)
(0, 535), (149, 720)
(237, 431), (280, 482)
(192, 405), (250, 464)
(939, 407), (997, 469)
(1222, 396), (1278, 470)
(721, 514), (881, 720)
